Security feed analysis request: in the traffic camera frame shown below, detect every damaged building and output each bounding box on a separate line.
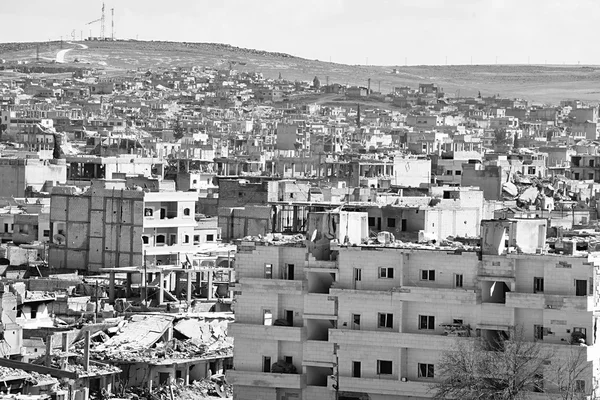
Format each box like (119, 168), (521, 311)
(229, 211), (600, 400)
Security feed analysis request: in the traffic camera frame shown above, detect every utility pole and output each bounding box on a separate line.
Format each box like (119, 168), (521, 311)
(333, 343), (340, 400)
(94, 280), (99, 323)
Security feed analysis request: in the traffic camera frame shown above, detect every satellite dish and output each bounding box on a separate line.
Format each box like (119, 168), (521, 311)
(53, 234), (66, 245)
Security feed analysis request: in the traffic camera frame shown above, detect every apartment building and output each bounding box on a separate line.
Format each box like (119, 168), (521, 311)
(228, 213), (600, 400)
(48, 180), (198, 271)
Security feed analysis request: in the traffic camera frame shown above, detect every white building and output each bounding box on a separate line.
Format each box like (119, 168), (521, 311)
(228, 213), (600, 400)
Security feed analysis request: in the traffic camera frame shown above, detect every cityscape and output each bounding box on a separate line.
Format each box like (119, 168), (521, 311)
(0, 1), (600, 400)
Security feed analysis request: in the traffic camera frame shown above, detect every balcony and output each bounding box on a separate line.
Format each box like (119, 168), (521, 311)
(507, 292), (594, 312)
(328, 329), (474, 351)
(304, 256), (337, 271)
(479, 257), (515, 279)
(303, 341), (335, 367)
(143, 216), (197, 228)
(391, 286), (478, 304)
(478, 303), (514, 329)
(304, 294), (336, 319)
(331, 376), (433, 397)
(505, 292), (545, 309)
(229, 323), (305, 342)
(304, 386), (333, 400)
(226, 370), (305, 389)
(238, 278), (307, 294)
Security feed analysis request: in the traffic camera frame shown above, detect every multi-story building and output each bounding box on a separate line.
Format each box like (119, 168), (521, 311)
(228, 213), (600, 400)
(48, 180), (199, 271)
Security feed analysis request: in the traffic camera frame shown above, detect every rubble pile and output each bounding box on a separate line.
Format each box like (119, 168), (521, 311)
(0, 366), (58, 386)
(122, 377), (232, 400)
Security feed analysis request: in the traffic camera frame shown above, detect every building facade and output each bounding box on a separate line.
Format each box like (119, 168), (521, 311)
(228, 214), (600, 400)
(48, 180), (198, 271)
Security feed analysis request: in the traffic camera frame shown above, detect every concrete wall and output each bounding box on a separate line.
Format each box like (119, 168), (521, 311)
(461, 164), (504, 200)
(0, 159), (66, 197)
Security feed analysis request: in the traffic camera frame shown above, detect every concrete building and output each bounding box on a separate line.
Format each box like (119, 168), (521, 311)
(0, 158), (66, 197)
(48, 180), (199, 271)
(228, 215), (600, 400)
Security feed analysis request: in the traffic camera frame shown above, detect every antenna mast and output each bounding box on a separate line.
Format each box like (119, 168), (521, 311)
(111, 8), (114, 40)
(101, 3), (106, 40)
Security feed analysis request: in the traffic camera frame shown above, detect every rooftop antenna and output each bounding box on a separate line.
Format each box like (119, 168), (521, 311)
(111, 8), (114, 40)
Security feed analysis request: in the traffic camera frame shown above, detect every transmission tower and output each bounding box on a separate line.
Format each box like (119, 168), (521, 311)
(101, 3), (105, 40)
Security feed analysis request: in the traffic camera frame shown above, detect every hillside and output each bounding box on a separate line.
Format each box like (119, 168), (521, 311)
(2, 40), (600, 103)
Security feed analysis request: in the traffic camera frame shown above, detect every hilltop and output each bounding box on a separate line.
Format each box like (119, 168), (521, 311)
(2, 40), (600, 103)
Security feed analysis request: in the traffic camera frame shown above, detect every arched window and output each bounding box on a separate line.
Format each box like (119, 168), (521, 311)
(142, 236), (149, 244)
(183, 208), (191, 216)
(156, 235), (165, 245)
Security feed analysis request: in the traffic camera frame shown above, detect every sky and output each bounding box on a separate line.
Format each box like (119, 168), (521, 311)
(1, 0), (598, 66)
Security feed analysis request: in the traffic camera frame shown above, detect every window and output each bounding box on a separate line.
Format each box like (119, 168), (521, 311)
(419, 315), (435, 330)
(378, 313), (393, 328)
(31, 307), (37, 319)
(575, 279), (587, 296)
(193, 235), (200, 244)
(353, 268), (362, 281)
(455, 170), (462, 175)
(453, 318), (463, 325)
(284, 356), (293, 365)
(387, 218), (396, 228)
(183, 208), (191, 216)
(142, 236), (149, 244)
(43, 230), (50, 237)
(263, 310), (273, 325)
(144, 208), (153, 217)
(352, 361), (361, 378)
(156, 235), (166, 245)
(445, 170), (453, 175)
(377, 360), (393, 375)
(534, 325), (544, 341)
(206, 234), (214, 242)
(575, 380), (586, 393)
(184, 235), (190, 244)
(418, 363), (434, 378)
(379, 267), (394, 279)
(368, 217), (375, 227)
(420, 270), (435, 281)
(263, 356), (271, 373)
(264, 264), (273, 279)
(352, 314), (361, 330)
(454, 274), (463, 288)
(170, 234), (177, 245)
(533, 277), (544, 293)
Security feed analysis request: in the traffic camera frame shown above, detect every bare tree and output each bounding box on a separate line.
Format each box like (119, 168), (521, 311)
(433, 326), (551, 400)
(546, 346), (593, 400)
